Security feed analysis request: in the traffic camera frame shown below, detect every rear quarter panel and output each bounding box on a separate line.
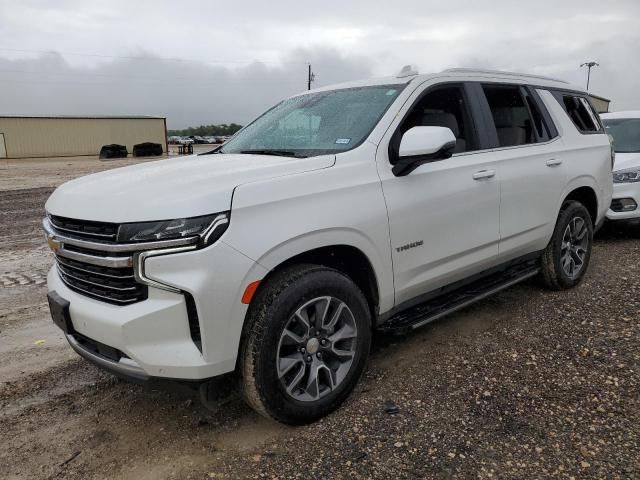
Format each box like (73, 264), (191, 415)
(538, 89), (613, 225)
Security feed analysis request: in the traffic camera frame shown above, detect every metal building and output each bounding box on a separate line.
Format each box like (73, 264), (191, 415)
(588, 94), (611, 114)
(0, 115), (167, 159)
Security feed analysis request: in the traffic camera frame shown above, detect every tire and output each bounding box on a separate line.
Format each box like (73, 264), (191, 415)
(540, 200), (594, 290)
(239, 264), (372, 424)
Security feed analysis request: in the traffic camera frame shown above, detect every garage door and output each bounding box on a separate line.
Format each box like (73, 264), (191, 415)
(0, 133), (6, 158)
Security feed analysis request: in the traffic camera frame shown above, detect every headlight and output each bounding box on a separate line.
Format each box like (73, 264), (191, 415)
(117, 212), (229, 246)
(613, 168), (640, 184)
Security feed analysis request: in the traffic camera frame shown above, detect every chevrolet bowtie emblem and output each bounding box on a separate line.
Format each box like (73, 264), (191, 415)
(47, 236), (62, 252)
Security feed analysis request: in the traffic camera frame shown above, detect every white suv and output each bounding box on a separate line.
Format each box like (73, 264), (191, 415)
(44, 68), (613, 424)
(601, 110), (640, 225)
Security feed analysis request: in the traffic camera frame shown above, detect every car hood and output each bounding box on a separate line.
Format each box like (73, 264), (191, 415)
(614, 152), (640, 172)
(46, 153), (335, 222)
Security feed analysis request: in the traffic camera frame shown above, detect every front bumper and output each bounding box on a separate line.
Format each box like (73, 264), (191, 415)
(47, 240), (268, 380)
(606, 182), (640, 221)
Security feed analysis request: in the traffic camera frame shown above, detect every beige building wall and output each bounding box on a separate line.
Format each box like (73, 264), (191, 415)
(0, 116), (167, 159)
(588, 95), (610, 114)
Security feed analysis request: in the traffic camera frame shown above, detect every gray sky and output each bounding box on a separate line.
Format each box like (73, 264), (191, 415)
(0, 0), (638, 128)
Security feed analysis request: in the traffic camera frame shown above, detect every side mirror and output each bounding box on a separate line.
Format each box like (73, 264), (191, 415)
(392, 126), (457, 177)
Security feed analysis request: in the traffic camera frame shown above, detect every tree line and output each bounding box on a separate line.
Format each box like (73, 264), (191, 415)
(168, 123), (243, 137)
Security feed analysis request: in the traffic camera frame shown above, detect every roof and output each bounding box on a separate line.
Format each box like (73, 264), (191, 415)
(0, 114), (165, 120)
(303, 67), (583, 96)
(600, 110), (640, 120)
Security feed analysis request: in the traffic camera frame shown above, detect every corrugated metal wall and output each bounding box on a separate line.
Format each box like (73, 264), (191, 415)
(588, 96), (610, 114)
(0, 117), (166, 159)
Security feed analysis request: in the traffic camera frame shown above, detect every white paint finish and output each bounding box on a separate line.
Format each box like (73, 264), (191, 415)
(47, 269), (219, 379)
(44, 69), (614, 381)
(225, 142), (395, 313)
(398, 126), (456, 157)
(601, 111), (640, 120)
(612, 152), (640, 172)
(45, 153), (335, 222)
(145, 240), (268, 370)
(377, 148), (502, 305)
(375, 79), (500, 305)
(538, 89), (613, 226)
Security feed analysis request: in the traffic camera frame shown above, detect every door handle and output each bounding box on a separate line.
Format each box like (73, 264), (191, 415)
(546, 158), (563, 167)
(472, 169), (495, 180)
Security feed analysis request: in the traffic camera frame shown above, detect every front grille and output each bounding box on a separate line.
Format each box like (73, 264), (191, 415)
(49, 215), (119, 242)
(56, 256), (147, 305)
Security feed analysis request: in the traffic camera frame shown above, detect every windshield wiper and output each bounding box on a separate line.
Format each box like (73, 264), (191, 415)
(240, 149), (302, 158)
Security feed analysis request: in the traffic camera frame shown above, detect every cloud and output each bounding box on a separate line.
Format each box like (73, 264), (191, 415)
(0, 48), (374, 128)
(0, 0), (639, 126)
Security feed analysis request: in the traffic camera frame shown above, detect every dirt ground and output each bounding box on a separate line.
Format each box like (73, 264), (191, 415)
(0, 154), (638, 479)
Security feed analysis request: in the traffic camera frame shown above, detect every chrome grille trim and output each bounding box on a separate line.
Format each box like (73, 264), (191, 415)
(57, 273), (141, 304)
(53, 247), (133, 268)
(56, 257), (135, 280)
(57, 266), (139, 292)
(49, 215), (118, 240)
(43, 217), (198, 253)
(48, 222), (117, 239)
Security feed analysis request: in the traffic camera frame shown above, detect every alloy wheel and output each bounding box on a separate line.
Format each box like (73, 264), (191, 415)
(560, 216), (589, 279)
(276, 296), (358, 402)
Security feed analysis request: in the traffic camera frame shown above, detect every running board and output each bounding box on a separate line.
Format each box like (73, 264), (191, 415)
(379, 262), (540, 335)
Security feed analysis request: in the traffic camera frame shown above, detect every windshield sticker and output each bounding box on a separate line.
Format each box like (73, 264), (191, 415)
(335, 138), (351, 145)
(386, 89), (398, 96)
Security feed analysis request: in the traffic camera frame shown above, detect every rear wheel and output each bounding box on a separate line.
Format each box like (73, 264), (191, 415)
(540, 200), (594, 290)
(239, 264), (371, 424)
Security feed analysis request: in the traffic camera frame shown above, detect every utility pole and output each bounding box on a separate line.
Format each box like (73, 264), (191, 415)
(580, 61), (599, 92)
(307, 64), (315, 90)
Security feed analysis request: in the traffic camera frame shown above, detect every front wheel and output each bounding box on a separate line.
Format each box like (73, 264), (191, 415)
(239, 264), (372, 424)
(540, 200), (594, 290)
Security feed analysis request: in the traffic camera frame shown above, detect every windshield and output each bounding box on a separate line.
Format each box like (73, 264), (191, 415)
(220, 85), (404, 158)
(603, 118), (640, 153)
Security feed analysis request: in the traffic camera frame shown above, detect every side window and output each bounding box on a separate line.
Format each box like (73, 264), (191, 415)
(482, 85), (539, 147)
(555, 93), (603, 133)
(396, 85), (478, 156)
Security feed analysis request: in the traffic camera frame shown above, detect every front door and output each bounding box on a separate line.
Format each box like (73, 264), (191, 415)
(377, 83), (501, 306)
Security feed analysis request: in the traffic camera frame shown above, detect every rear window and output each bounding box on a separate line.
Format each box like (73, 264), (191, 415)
(554, 93), (603, 133)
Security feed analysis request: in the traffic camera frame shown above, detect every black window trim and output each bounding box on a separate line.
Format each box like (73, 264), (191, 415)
(526, 86), (559, 139)
(549, 88), (605, 135)
(387, 81), (488, 165)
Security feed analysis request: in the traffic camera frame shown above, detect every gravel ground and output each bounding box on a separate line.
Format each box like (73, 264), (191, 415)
(0, 157), (638, 479)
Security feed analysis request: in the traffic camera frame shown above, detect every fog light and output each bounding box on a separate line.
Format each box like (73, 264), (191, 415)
(611, 198), (637, 212)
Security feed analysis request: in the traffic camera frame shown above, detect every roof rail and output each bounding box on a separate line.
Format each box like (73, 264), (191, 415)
(442, 68), (569, 85)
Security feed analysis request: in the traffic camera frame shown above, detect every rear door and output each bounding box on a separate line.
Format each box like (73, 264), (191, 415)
(376, 82), (502, 306)
(477, 83), (568, 261)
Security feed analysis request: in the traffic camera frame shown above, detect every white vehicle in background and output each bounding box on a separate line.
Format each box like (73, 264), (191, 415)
(44, 68), (612, 424)
(601, 111), (640, 225)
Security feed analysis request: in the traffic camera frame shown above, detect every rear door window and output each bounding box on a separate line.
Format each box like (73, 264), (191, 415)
(482, 85), (540, 147)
